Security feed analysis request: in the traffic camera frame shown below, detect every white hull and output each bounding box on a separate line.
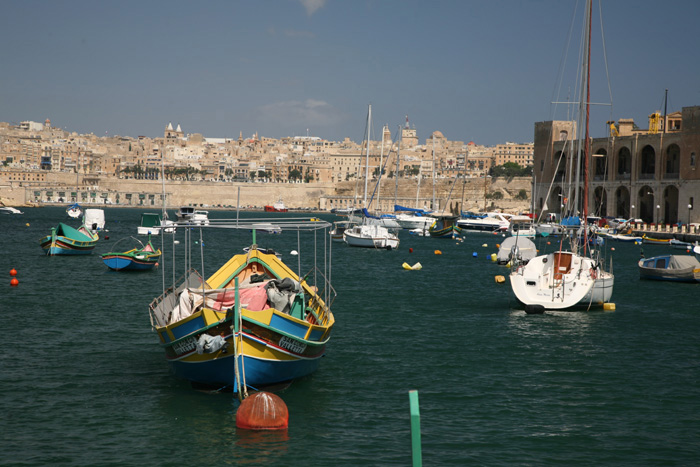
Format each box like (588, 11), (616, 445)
(343, 224), (399, 249)
(137, 221), (175, 235)
(1, 206), (23, 214)
(395, 213), (436, 230)
(457, 212), (511, 233)
(535, 223), (565, 236)
(510, 251), (614, 310)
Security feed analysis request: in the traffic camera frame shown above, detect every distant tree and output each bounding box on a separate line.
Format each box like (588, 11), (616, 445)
(289, 168), (302, 182)
(409, 166), (420, 176)
(486, 191), (504, 200)
(515, 189), (528, 200)
(490, 162), (532, 178)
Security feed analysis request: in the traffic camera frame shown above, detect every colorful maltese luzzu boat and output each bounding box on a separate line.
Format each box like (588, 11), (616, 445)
(148, 219), (335, 392)
(39, 222), (99, 256)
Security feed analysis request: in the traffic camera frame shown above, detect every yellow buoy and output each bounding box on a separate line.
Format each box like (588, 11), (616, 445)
(603, 303), (616, 311)
(402, 262), (423, 270)
(490, 253), (497, 262)
(495, 275), (505, 284)
(482, 243), (488, 247)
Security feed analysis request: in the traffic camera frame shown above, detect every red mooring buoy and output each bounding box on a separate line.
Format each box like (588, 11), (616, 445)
(236, 392), (289, 430)
(10, 278), (19, 287)
(10, 268), (17, 277)
(409, 248), (413, 253)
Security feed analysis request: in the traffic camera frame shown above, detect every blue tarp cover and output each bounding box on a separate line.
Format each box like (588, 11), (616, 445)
(394, 205), (430, 215)
(560, 216), (581, 226)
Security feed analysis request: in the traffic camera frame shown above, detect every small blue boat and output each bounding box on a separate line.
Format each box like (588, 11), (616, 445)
(101, 236), (161, 271)
(638, 254), (700, 283)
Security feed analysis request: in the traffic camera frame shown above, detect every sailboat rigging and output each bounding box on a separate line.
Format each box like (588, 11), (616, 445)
(509, 0), (614, 312)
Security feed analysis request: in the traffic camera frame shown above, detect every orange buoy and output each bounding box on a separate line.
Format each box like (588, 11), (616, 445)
(236, 392), (289, 430)
(10, 268), (17, 276)
(10, 278), (19, 287)
(434, 250), (442, 255)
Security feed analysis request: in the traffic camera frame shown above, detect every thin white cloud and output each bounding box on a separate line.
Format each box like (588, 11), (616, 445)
(300, 0), (325, 16)
(254, 99), (343, 130)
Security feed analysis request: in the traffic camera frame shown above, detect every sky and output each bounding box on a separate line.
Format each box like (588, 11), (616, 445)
(1, 0), (699, 147)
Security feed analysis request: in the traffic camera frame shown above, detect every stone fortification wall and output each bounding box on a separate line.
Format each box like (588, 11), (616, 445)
(1, 174), (531, 213)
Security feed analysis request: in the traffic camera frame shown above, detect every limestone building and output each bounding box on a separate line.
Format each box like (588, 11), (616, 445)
(532, 105), (700, 225)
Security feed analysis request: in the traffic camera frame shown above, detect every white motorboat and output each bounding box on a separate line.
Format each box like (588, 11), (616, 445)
(176, 206), (209, 225)
(394, 212), (436, 231)
(457, 212), (511, 233)
(0, 206), (23, 214)
(507, 215), (536, 238)
(343, 224), (399, 250)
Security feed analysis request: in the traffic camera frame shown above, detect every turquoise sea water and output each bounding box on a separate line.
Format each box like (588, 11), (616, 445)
(1, 206), (699, 465)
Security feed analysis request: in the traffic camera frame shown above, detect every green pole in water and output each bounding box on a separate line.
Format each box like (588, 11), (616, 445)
(409, 390), (422, 466)
(252, 229), (256, 246)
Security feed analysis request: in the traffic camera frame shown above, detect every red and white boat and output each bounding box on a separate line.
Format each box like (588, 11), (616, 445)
(264, 198), (288, 212)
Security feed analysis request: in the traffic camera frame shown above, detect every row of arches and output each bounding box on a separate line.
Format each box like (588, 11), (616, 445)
(541, 185), (689, 224)
(552, 143), (682, 183)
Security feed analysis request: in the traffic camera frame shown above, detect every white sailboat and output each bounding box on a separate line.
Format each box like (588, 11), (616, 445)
(343, 104), (400, 250)
(393, 125), (436, 232)
(510, 0), (613, 312)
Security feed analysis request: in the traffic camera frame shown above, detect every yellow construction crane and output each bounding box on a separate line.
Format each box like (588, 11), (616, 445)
(607, 120), (619, 137)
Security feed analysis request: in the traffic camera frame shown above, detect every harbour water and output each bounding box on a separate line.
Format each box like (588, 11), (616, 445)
(1, 207), (699, 465)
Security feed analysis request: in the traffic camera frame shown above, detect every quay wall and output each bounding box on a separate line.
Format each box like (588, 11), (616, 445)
(1, 175), (534, 213)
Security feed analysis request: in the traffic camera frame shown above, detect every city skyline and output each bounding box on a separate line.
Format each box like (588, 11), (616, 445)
(1, 0), (698, 146)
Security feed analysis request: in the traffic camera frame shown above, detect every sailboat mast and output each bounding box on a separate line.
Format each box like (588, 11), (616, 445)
(583, 0), (592, 222)
(376, 125), (385, 211)
(431, 136), (436, 210)
(363, 104), (372, 208)
(394, 126), (401, 208)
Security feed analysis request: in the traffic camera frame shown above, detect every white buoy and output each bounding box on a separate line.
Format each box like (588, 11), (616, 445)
(290, 250), (298, 256)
